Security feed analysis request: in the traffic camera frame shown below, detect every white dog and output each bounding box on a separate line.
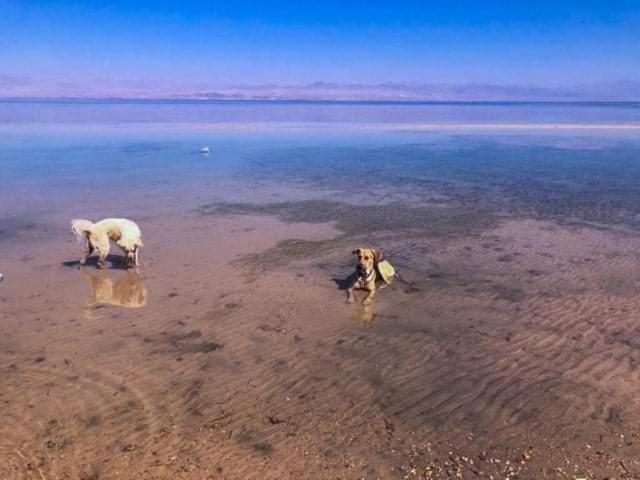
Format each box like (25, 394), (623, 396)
(71, 218), (143, 268)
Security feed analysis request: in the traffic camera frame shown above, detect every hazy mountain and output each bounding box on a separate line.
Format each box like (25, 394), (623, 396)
(182, 81), (640, 101)
(1, 76), (639, 101)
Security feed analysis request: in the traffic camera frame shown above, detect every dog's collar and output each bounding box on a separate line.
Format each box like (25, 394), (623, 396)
(358, 266), (375, 281)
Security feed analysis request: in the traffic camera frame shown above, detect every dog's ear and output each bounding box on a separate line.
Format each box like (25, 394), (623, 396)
(373, 249), (383, 263)
(352, 248), (361, 256)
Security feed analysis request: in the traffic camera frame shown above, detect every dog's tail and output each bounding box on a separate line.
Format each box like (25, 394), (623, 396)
(394, 270), (417, 288)
(70, 219), (94, 242)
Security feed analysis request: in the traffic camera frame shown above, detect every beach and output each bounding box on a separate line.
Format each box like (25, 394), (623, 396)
(2, 101), (640, 479)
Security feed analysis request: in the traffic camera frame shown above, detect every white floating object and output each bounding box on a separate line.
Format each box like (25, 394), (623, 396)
(0, 273), (4, 282)
(200, 146), (210, 154)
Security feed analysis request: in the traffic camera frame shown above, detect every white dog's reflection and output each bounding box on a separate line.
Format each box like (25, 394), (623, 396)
(83, 270), (148, 310)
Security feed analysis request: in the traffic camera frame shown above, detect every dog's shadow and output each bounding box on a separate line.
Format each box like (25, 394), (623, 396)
(63, 254), (131, 270)
(332, 276), (353, 291)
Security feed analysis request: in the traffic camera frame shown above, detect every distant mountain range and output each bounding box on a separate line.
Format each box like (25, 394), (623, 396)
(173, 81), (640, 102)
(1, 75), (639, 102)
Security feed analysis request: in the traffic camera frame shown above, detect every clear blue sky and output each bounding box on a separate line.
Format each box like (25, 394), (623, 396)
(1, 0), (639, 93)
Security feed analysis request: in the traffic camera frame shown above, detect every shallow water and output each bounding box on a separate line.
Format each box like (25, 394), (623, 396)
(2, 101), (640, 479)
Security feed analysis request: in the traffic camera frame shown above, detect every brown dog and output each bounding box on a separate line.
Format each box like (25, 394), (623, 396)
(347, 248), (383, 305)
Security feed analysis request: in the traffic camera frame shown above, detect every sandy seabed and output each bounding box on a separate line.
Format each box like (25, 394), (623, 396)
(2, 204), (640, 479)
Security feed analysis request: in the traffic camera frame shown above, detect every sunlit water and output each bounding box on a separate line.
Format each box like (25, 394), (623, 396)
(2, 100), (640, 229)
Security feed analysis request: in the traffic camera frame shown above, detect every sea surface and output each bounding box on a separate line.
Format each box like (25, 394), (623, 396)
(2, 100), (640, 224)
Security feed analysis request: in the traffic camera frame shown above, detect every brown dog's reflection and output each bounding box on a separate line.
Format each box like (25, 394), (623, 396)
(83, 270), (148, 312)
(352, 303), (377, 327)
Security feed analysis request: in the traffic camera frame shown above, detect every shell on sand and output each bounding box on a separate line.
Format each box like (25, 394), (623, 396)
(376, 260), (395, 283)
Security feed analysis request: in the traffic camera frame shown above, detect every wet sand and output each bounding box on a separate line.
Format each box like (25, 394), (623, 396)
(2, 120), (640, 479)
(3, 209), (640, 479)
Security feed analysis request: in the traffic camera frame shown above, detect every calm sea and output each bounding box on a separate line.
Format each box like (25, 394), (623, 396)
(1, 100), (640, 232)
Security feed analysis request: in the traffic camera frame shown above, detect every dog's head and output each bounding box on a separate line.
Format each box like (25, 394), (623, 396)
(119, 246), (136, 264)
(352, 248), (382, 274)
(120, 240), (140, 264)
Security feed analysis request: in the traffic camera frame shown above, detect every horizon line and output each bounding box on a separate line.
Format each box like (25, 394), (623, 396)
(2, 97), (640, 105)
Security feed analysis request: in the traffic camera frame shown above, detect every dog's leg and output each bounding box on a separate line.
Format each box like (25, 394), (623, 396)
(134, 246), (140, 267)
(347, 286), (355, 304)
(346, 274), (357, 304)
(94, 237), (110, 269)
(80, 239), (94, 267)
(362, 287), (376, 306)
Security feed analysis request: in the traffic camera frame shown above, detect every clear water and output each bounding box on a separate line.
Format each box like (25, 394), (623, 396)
(2, 100), (640, 236)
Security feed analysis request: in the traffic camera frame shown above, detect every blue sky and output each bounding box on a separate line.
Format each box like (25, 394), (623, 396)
(1, 1), (639, 96)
